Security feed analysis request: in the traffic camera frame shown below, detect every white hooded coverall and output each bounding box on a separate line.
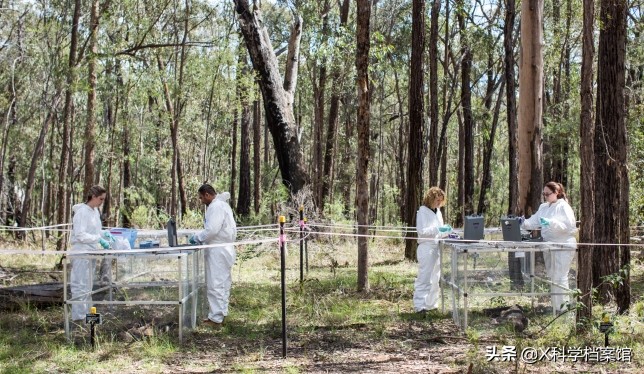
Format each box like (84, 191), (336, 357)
(195, 192), (237, 323)
(413, 205), (447, 312)
(522, 199), (577, 312)
(69, 203), (104, 321)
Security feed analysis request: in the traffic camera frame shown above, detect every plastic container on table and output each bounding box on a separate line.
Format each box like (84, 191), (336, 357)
(109, 228), (138, 248)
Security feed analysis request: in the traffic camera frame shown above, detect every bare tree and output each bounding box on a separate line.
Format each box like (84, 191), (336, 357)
(234, 0), (309, 195)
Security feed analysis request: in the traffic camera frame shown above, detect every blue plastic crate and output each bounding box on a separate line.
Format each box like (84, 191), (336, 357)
(109, 228), (138, 248)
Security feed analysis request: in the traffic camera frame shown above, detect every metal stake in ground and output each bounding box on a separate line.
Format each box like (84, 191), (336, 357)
(279, 215), (287, 358)
(85, 306), (103, 350)
(299, 206), (304, 283)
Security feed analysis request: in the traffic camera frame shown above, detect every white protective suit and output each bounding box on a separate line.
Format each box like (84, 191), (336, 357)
(69, 203), (104, 321)
(195, 192), (237, 323)
(413, 205), (447, 312)
(522, 198), (577, 312)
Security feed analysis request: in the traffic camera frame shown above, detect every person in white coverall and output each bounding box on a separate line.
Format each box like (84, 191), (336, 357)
(414, 187), (452, 313)
(70, 185), (114, 321)
(521, 181), (577, 313)
(190, 184), (237, 328)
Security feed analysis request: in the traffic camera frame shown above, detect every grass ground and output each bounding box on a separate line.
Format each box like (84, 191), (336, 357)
(1, 234), (643, 373)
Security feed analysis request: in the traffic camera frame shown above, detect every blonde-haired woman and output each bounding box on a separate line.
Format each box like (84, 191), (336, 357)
(414, 186), (452, 313)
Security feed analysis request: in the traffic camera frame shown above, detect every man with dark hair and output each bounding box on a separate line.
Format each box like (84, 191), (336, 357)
(190, 184), (237, 328)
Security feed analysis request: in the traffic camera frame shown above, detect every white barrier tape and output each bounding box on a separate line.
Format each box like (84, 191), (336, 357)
(0, 237), (278, 256)
(300, 229), (644, 248)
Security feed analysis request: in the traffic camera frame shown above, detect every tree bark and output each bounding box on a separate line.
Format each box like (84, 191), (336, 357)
(20, 96), (61, 229)
(518, 0), (544, 217)
(253, 99), (261, 214)
(478, 79), (505, 215)
(83, 0), (100, 195)
(56, 0), (81, 251)
(320, 0), (349, 212)
(577, 0), (595, 329)
(504, 0), (518, 215)
(234, 0), (309, 195)
(237, 62), (252, 217)
(593, 0), (629, 312)
(355, 0), (371, 292)
(428, 0), (441, 186)
(458, 1), (474, 221)
(404, 0), (425, 260)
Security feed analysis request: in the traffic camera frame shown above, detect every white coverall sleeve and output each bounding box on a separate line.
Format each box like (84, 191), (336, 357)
(196, 202), (225, 243)
(547, 204), (577, 234)
(72, 209), (101, 244)
(417, 209), (439, 239)
(521, 204), (545, 230)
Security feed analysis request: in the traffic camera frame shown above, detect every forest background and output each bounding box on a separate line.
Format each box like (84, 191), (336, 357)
(0, 0), (642, 250)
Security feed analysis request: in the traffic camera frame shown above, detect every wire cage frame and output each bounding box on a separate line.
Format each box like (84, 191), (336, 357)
(439, 240), (578, 329)
(63, 248), (205, 343)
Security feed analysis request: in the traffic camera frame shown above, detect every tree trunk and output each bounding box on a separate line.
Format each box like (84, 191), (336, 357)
(121, 93), (132, 228)
(230, 109), (238, 209)
(577, 0), (595, 329)
(458, 1), (474, 220)
(83, 0), (100, 195)
(237, 64), (252, 217)
(355, 0), (371, 292)
(478, 80), (505, 215)
(428, 0), (441, 186)
(20, 97), (61, 230)
(234, 0), (309, 195)
(320, 0), (350, 213)
(593, 0), (629, 312)
(504, 0), (518, 215)
(404, 0), (425, 260)
(518, 0), (544, 217)
(253, 99), (261, 214)
(56, 0), (81, 251)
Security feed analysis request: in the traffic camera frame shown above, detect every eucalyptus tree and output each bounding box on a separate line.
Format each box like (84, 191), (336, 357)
(233, 0), (309, 196)
(320, 0), (350, 213)
(517, 0), (544, 217)
(356, 0), (372, 292)
(593, 0), (630, 312)
(577, 0), (595, 328)
(404, 0), (425, 261)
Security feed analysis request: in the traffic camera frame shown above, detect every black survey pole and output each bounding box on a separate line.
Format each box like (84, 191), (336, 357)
(299, 206), (304, 283)
(279, 215), (287, 358)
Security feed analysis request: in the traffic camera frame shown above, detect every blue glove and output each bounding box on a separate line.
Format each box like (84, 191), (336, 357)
(539, 217), (550, 227)
(99, 238), (110, 249)
(438, 224), (452, 233)
(102, 231), (116, 242)
(189, 235), (198, 245)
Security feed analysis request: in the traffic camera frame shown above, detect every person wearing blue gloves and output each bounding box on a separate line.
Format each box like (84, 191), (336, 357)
(521, 181), (578, 313)
(190, 184), (237, 328)
(414, 186), (451, 313)
(69, 185), (112, 321)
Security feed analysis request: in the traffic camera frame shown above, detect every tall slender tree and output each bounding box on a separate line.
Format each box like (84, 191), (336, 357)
(593, 0), (630, 313)
(355, 0), (371, 291)
(577, 0), (595, 328)
(404, 0), (425, 260)
(518, 0), (544, 216)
